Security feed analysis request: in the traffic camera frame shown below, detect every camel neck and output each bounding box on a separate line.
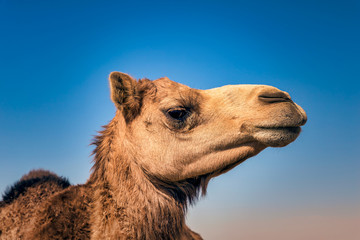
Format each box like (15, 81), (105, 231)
(91, 174), (186, 239)
(88, 118), (188, 239)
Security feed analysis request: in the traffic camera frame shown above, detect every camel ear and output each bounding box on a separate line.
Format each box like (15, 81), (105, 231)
(109, 72), (141, 121)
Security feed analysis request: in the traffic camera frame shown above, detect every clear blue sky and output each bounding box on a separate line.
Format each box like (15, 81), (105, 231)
(0, 1), (359, 239)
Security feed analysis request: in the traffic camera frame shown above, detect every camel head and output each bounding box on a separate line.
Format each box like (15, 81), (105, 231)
(108, 72), (307, 184)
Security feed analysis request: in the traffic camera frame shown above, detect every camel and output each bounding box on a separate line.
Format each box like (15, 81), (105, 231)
(0, 72), (307, 239)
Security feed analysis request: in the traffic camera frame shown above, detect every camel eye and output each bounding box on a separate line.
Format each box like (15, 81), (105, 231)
(167, 108), (189, 121)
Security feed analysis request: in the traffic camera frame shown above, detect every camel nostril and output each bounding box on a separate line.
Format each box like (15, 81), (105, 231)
(258, 91), (291, 103)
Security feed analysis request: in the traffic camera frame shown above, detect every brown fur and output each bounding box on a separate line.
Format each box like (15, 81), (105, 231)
(0, 72), (306, 239)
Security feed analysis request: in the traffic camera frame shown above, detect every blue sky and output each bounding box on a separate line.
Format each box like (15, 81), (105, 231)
(0, 1), (359, 239)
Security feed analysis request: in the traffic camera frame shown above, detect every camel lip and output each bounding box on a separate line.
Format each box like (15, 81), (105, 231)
(252, 126), (302, 147)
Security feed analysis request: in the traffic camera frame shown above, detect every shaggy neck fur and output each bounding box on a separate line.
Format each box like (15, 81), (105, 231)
(88, 112), (202, 239)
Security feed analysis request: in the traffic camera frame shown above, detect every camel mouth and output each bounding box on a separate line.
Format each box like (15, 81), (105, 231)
(256, 126), (301, 133)
(252, 126), (302, 147)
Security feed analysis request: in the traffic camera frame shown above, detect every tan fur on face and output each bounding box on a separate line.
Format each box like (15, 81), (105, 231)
(129, 80), (306, 182)
(0, 72), (306, 239)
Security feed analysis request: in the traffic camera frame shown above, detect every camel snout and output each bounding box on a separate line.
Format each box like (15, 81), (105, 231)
(256, 86), (307, 127)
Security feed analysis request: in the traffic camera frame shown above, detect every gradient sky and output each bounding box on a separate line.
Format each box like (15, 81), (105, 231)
(0, 1), (359, 239)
